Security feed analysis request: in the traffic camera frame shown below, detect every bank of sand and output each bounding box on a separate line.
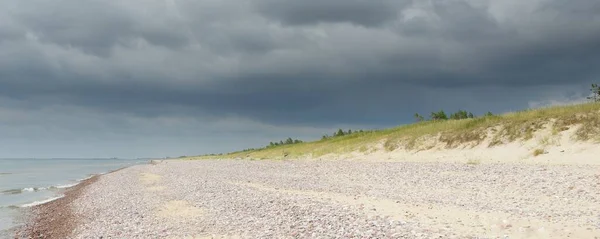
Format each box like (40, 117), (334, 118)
(17, 155), (600, 238)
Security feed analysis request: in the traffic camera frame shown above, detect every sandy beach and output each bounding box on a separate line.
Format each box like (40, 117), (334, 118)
(16, 159), (600, 238)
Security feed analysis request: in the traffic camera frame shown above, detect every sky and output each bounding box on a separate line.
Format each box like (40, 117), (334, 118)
(0, 0), (599, 158)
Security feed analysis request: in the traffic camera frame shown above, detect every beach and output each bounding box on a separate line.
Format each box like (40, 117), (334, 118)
(17, 159), (600, 238)
(0, 158), (144, 238)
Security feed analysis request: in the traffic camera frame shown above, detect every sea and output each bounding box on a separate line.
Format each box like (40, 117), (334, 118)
(0, 158), (147, 237)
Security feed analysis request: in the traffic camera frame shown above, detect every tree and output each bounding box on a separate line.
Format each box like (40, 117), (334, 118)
(588, 83), (600, 102)
(414, 113), (425, 122)
(484, 112), (494, 117)
(336, 129), (345, 137)
(285, 138), (294, 144)
(322, 135), (329, 140)
(430, 110), (448, 120)
(450, 110), (469, 120)
(293, 139), (302, 144)
(468, 112), (474, 118)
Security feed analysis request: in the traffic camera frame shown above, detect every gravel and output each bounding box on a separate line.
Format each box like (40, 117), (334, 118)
(58, 160), (600, 238)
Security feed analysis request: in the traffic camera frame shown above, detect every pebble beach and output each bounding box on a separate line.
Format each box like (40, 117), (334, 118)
(18, 159), (600, 238)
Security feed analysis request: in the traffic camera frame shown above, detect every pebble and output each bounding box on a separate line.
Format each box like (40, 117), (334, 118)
(68, 160), (600, 238)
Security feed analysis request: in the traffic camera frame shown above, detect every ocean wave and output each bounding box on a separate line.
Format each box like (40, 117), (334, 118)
(0, 187), (46, 195)
(0, 189), (26, 195)
(0, 205), (20, 210)
(0, 182), (80, 195)
(19, 195), (64, 208)
(78, 175), (96, 182)
(54, 183), (79, 189)
(0, 172), (11, 175)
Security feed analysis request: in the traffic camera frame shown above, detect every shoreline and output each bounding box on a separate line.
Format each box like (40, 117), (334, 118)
(14, 166), (133, 239)
(16, 176), (99, 239)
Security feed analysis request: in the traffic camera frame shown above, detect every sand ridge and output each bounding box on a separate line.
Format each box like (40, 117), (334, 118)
(231, 181), (591, 238)
(156, 200), (204, 219)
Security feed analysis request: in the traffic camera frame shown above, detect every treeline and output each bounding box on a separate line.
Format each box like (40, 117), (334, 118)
(321, 128), (365, 140)
(414, 110), (494, 122)
(225, 137), (305, 154)
(267, 137), (304, 148)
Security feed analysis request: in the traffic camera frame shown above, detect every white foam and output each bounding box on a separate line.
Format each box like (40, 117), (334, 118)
(55, 183), (79, 189)
(21, 188), (34, 192)
(20, 195), (64, 208)
(78, 175), (95, 181)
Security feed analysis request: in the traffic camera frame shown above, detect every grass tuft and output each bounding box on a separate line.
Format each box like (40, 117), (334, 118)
(533, 148), (546, 157)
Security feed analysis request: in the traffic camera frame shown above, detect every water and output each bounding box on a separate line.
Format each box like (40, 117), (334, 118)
(0, 158), (146, 235)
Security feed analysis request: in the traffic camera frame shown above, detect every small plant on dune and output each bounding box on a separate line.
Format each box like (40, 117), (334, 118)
(587, 83), (600, 102)
(414, 113), (425, 122)
(533, 148), (546, 157)
(383, 139), (399, 151)
(466, 159), (481, 165)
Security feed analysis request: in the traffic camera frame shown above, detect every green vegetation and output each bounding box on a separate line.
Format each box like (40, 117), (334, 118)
(588, 83), (600, 102)
(321, 129), (364, 140)
(419, 109), (476, 122)
(190, 84), (600, 160)
(268, 138), (304, 148)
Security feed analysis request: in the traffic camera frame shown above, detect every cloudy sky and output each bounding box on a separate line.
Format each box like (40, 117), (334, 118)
(1, 0), (599, 158)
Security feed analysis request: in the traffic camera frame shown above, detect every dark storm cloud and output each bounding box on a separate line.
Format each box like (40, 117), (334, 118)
(254, 0), (407, 27)
(1, 0), (600, 129)
(13, 1), (134, 56)
(13, 0), (192, 56)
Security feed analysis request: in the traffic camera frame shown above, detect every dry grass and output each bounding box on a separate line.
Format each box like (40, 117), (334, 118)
(194, 103), (600, 160)
(533, 148), (546, 157)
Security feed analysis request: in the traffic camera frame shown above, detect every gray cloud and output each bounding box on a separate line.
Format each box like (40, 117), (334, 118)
(0, 0), (599, 157)
(254, 0), (407, 27)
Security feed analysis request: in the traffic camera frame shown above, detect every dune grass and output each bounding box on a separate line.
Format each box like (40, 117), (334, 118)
(192, 103), (600, 160)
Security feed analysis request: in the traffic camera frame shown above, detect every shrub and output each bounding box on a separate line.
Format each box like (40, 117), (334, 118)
(414, 113), (425, 122)
(533, 148), (546, 157)
(430, 110), (448, 120)
(450, 110), (471, 120)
